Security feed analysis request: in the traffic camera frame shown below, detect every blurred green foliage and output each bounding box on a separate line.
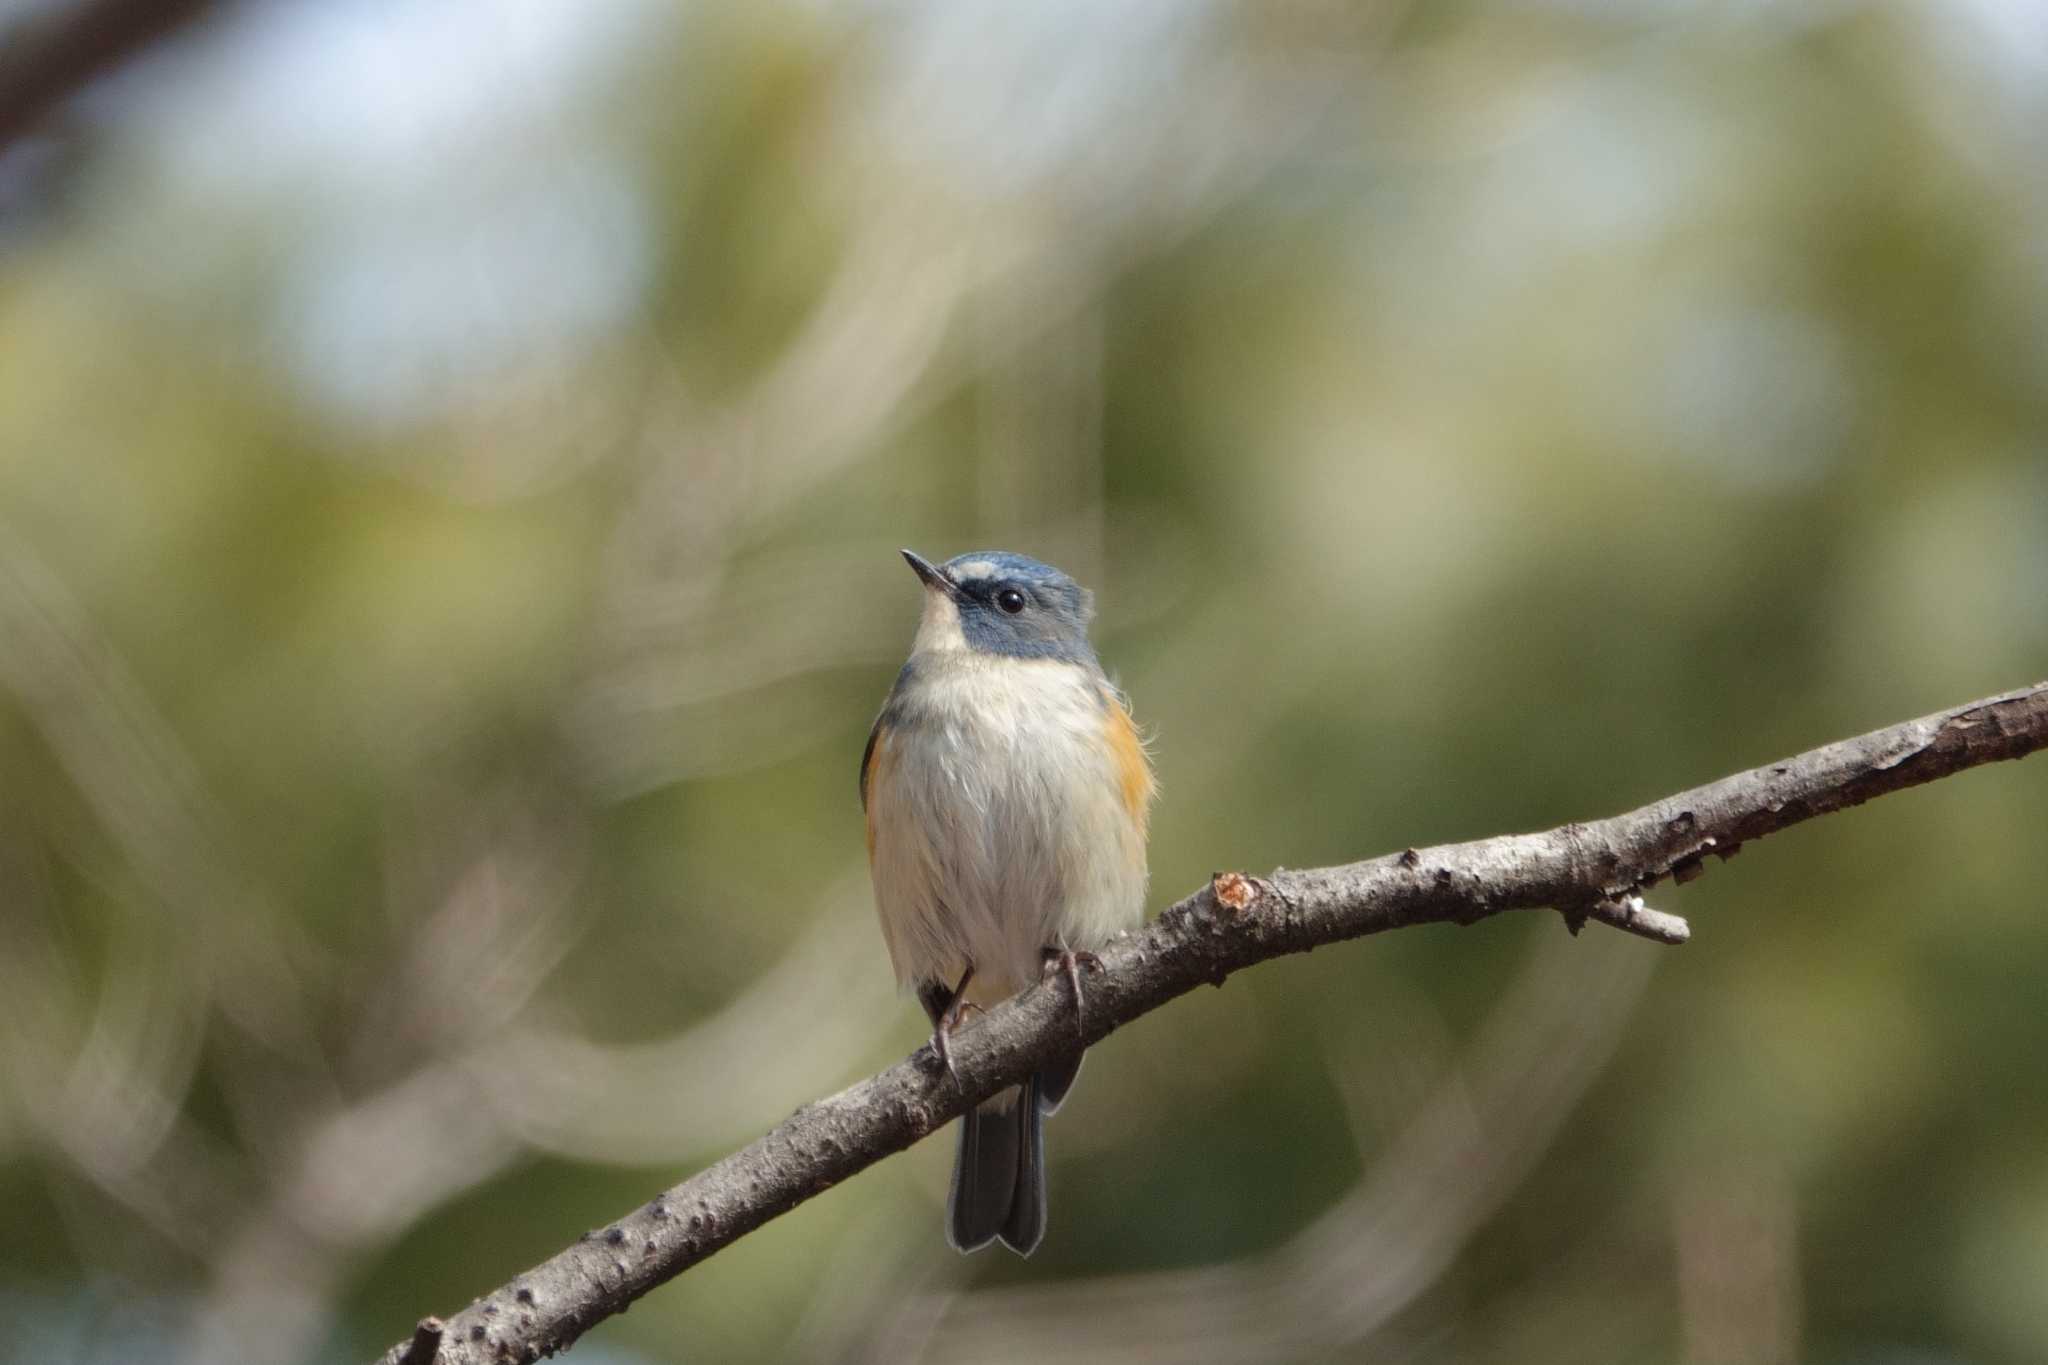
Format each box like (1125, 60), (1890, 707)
(1, 1), (2045, 1362)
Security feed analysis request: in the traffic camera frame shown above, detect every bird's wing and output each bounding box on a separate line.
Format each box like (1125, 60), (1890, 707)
(860, 713), (891, 862)
(859, 712), (884, 812)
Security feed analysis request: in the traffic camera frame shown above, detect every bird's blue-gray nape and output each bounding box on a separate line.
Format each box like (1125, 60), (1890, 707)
(939, 550), (1099, 665)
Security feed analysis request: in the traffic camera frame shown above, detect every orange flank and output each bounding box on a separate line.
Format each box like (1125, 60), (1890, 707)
(1102, 691), (1155, 835)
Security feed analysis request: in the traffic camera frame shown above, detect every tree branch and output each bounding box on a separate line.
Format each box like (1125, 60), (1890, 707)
(0, 0), (217, 154)
(373, 682), (2048, 1365)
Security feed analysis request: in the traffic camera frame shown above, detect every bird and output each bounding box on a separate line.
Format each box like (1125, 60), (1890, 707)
(861, 548), (1154, 1255)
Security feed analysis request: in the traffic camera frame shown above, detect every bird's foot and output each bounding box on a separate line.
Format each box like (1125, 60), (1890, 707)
(1041, 944), (1102, 1033)
(933, 986), (987, 1080)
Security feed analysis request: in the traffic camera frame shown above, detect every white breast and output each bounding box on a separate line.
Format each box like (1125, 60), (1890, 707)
(867, 653), (1148, 1007)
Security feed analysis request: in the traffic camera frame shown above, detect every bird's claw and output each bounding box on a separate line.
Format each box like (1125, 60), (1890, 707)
(1042, 945), (1102, 1033)
(928, 998), (983, 1080)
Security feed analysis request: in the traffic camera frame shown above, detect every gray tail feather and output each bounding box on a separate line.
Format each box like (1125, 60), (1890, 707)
(946, 1075), (1049, 1256)
(999, 1080), (1046, 1254)
(1036, 1047), (1084, 1115)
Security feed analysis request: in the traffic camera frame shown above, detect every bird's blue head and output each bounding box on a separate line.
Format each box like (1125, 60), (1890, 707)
(901, 549), (1098, 665)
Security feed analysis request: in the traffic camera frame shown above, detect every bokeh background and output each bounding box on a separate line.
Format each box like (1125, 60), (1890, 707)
(3, 1), (2046, 1362)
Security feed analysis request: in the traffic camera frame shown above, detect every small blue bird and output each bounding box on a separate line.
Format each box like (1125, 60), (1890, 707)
(862, 549), (1154, 1255)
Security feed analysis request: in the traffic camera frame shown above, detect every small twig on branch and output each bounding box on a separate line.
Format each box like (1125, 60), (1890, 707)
(373, 682), (2048, 1365)
(1578, 893), (1691, 944)
(396, 1318), (443, 1365)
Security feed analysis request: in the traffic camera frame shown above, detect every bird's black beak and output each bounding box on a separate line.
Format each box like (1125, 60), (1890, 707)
(901, 549), (961, 600)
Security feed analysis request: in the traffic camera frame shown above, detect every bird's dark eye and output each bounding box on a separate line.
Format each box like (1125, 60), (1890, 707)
(996, 588), (1027, 614)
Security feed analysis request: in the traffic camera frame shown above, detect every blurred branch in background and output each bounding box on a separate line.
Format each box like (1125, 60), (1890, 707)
(1675, 1163), (1802, 1365)
(171, 874), (898, 1364)
(0, 0), (219, 150)
(572, 5), (1397, 799)
(373, 682), (2048, 1365)
(0, 529), (281, 1252)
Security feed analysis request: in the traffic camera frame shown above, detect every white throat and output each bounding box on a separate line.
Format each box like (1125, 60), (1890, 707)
(911, 588), (970, 655)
